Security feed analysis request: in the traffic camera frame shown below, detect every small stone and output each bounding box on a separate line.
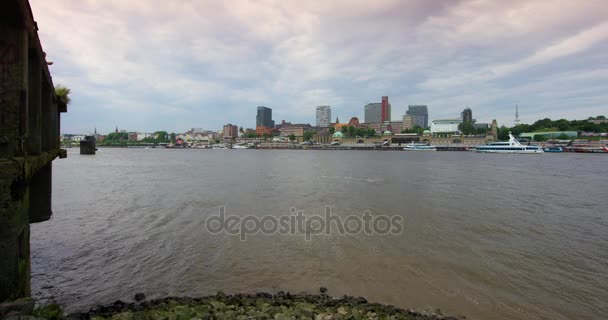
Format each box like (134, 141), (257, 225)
(134, 293), (146, 301)
(319, 287), (328, 294)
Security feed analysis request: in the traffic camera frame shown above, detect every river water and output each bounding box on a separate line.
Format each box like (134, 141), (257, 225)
(31, 148), (608, 319)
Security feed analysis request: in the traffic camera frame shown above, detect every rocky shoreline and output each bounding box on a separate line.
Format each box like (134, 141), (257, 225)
(7, 289), (464, 320)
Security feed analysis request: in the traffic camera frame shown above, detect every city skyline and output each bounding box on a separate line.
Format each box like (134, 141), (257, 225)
(31, 0), (608, 133)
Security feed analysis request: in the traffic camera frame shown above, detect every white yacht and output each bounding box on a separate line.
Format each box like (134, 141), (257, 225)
(475, 133), (544, 154)
(232, 143), (253, 149)
(404, 142), (437, 151)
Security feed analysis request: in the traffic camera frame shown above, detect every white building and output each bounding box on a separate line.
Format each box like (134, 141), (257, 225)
(316, 106), (331, 127)
(431, 118), (462, 134)
(137, 132), (153, 141)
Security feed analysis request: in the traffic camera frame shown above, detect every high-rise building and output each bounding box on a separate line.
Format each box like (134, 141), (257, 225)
(223, 124), (238, 139)
(256, 106), (274, 128)
(406, 105), (429, 128)
(381, 96), (391, 122)
(461, 107), (473, 123)
(365, 103), (382, 123)
(316, 106), (331, 127)
(403, 115), (413, 130)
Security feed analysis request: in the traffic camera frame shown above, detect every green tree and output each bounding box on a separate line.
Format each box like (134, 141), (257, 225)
(556, 133), (571, 140)
(328, 127), (335, 134)
(55, 84), (71, 105)
(347, 126), (356, 137)
(497, 126), (510, 141)
(288, 134), (296, 141)
(533, 134), (548, 142)
(302, 130), (315, 141)
(153, 131), (169, 142)
(458, 122), (476, 135)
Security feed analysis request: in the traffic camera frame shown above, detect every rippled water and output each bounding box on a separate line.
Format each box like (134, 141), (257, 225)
(31, 148), (608, 319)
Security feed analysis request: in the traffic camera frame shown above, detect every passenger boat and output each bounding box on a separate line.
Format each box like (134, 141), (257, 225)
(232, 143), (252, 149)
(475, 133), (544, 154)
(404, 142), (437, 151)
(543, 147), (563, 152)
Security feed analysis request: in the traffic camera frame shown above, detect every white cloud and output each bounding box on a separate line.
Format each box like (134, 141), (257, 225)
(29, 0), (608, 133)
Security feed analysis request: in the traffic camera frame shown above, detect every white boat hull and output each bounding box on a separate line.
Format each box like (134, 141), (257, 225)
(474, 149), (543, 154)
(404, 147), (437, 151)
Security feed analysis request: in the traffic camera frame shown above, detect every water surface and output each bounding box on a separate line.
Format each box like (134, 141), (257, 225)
(31, 148), (608, 319)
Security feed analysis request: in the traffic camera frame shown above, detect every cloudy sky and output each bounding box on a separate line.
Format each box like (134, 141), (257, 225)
(31, 0), (608, 134)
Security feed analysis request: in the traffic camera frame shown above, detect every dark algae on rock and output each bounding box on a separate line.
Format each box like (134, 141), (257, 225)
(50, 289), (462, 320)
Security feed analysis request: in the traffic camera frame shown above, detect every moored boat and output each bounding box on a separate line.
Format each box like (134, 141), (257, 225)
(404, 142), (437, 151)
(564, 145), (608, 153)
(475, 133), (544, 154)
(543, 146), (563, 152)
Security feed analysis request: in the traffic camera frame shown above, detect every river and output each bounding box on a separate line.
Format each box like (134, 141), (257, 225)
(31, 148), (608, 319)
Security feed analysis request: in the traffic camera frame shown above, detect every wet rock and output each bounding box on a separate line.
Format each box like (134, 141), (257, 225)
(134, 292), (146, 302)
(32, 304), (64, 320)
(111, 311), (134, 320)
(66, 312), (84, 320)
(0, 298), (35, 317)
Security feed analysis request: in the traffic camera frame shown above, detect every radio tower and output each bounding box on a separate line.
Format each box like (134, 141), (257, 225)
(514, 105), (520, 125)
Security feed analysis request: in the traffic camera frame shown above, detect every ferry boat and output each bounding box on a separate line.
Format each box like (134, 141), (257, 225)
(475, 133), (544, 154)
(232, 143), (253, 149)
(404, 142), (437, 151)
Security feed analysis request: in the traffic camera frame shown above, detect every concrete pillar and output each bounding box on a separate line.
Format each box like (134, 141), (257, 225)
(0, 25), (28, 157)
(41, 79), (52, 152)
(26, 47), (41, 155)
(29, 163), (52, 223)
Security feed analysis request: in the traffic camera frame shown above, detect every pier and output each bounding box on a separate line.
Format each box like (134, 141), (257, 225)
(0, 0), (66, 303)
(79, 135), (96, 154)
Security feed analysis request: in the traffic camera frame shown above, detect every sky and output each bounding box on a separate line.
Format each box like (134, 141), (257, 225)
(30, 0), (608, 134)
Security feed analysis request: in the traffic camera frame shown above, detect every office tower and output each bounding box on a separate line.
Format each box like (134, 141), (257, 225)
(316, 106), (331, 128)
(406, 105), (429, 128)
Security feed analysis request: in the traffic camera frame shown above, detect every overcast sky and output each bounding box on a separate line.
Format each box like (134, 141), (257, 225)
(31, 0), (608, 134)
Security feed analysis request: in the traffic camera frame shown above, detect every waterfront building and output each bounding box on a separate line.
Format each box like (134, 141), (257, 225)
(518, 131), (578, 140)
(316, 106), (331, 128)
(365, 97), (392, 123)
(474, 123), (490, 130)
(256, 106), (274, 136)
(381, 96), (391, 122)
(406, 105), (429, 128)
(280, 124), (314, 137)
(223, 124), (238, 139)
(403, 115), (413, 130)
(431, 118), (463, 134)
(387, 121), (403, 133)
(490, 120), (497, 139)
(364, 103), (382, 123)
(461, 108), (473, 123)
(366, 122), (383, 133)
(256, 106), (274, 128)
(348, 117), (361, 126)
